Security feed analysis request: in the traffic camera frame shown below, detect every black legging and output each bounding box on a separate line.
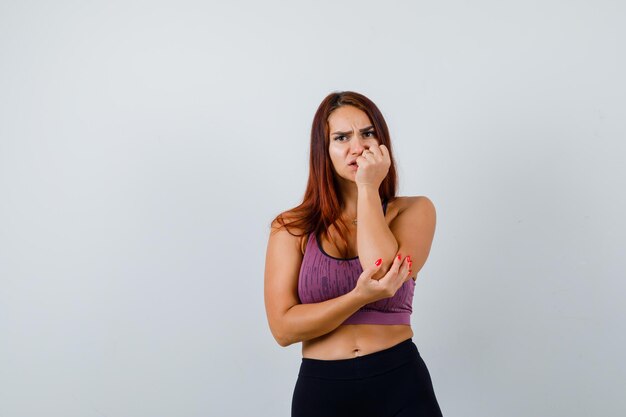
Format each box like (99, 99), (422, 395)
(291, 338), (443, 417)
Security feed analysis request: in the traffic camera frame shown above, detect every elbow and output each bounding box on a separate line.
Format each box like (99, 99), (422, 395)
(275, 332), (297, 348)
(273, 334), (289, 348)
(371, 259), (394, 280)
(270, 322), (297, 348)
(278, 336), (293, 348)
(269, 307), (306, 347)
(273, 326), (289, 347)
(269, 326), (288, 347)
(278, 325), (302, 347)
(371, 244), (400, 280)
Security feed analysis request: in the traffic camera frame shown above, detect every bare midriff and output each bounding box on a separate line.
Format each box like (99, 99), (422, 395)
(301, 323), (414, 360)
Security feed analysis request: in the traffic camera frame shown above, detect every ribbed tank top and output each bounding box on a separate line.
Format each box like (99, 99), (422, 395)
(297, 200), (415, 325)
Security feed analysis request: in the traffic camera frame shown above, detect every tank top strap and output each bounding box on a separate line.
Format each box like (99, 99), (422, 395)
(305, 230), (317, 251)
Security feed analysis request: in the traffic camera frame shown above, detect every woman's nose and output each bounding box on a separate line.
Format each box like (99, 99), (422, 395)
(350, 137), (367, 153)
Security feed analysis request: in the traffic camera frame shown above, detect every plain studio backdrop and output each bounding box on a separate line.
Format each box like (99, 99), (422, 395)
(1, 1), (624, 416)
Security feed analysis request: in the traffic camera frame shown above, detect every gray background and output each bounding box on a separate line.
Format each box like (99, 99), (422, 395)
(1, 1), (625, 416)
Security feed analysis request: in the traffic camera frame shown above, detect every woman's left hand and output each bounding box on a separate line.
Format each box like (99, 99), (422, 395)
(355, 144), (391, 188)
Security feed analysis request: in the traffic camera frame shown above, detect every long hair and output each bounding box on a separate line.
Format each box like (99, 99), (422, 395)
(270, 91), (399, 259)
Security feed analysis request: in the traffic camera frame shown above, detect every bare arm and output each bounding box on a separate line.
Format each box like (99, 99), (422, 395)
(278, 290), (367, 347)
(264, 219), (369, 347)
(356, 184), (399, 280)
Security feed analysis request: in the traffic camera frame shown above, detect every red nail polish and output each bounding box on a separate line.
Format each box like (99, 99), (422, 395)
(397, 254), (401, 260)
(375, 258), (382, 266)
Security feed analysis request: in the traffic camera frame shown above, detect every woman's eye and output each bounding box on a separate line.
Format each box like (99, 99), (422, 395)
(334, 131), (375, 141)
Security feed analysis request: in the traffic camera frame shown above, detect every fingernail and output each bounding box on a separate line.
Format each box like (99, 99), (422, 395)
(407, 255), (411, 262)
(397, 254), (401, 260)
(375, 258), (382, 266)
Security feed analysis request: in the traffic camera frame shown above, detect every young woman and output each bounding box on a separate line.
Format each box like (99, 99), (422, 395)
(264, 91), (443, 416)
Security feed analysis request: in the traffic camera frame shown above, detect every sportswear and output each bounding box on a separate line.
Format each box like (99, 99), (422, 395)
(297, 200), (415, 325)
(291, 338), (443, 416)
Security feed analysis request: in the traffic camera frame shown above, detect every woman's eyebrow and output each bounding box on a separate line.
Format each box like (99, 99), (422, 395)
(331, 125), (374, 135)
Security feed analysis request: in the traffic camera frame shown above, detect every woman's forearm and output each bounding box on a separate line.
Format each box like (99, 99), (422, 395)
(278, 290), (367, 347)
(356, 185), (398, 279)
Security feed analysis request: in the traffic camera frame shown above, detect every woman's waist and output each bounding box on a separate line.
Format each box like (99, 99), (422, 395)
(301, 324), (413, 360)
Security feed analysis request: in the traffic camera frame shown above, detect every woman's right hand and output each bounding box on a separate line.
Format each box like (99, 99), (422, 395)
(352, 254), (412, 305)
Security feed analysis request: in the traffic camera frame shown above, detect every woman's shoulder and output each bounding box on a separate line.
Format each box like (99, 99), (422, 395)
(270, 212), (311, 256)
(389, 195), (435, 217)
(270, 213), (308, 236)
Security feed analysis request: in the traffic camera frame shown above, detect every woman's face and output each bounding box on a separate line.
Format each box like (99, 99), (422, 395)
(327, 105), (379, 182)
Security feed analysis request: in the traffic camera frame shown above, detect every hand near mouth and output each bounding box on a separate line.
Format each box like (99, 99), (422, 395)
(354, 144), (390, 189)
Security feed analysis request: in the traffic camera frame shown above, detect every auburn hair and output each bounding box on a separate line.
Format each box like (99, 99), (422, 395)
(270, 91), (399, 259)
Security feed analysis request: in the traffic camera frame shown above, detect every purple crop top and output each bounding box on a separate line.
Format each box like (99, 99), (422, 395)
(297, 200), (415, 325)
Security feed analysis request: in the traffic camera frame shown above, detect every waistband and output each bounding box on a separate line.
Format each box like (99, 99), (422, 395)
(298, 338), (419, 380)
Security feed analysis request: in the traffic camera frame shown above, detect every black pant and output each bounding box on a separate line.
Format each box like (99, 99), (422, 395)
(291, 338), (443, 417)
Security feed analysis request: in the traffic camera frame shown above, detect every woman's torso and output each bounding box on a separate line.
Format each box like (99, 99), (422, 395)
(299, 197), (414, 360)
